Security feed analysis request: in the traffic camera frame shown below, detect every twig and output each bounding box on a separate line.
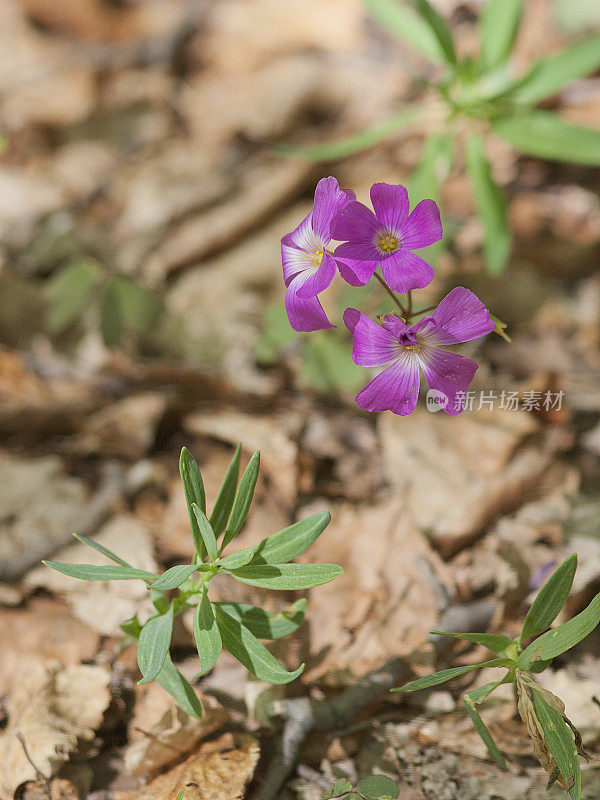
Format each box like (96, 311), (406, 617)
(16, 732), (52, 797)
(255, 598), (496, 800)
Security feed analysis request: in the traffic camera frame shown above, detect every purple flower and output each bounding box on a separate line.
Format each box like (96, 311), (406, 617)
(281, 177), (355, 332)
(332, 182), (442, 293)
(344, 287), (495, 415)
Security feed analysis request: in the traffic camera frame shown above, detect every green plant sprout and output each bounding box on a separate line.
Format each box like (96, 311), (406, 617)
(393, 554), (600, 799)
(43, 445), (343, 718)
(321, 775), (399, 800)
(277, 0), (600, 274)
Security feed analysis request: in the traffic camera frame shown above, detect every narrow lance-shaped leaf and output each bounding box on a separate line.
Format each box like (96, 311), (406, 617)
(521, 554), (577, 641)
(392, 658), (510, 693)
(210, 444), (241, 538)
(71, 534), (132, 568)
(226, 562), (343, 591)
(219, 510), (331, 569)
(179, 447), (207, 560)
(43, 561), (159, 582)
(213, 599), (306, 640)
(465, 132), (510, 274)
(214, 605), (304, 684)
(430, 630), (514, 656)
(463, 675), (512, 769)
(220, 451), (260, 550)
(192, 504), (218, 563)
(151, 564), (198, 592)
(408, 132), (453, 204)
(415, 0), (457, 66)
(518, 591), (600, 668)
(532, 691), (581, 800)
(365, 0), (446, 63)
(273, 107), (423, 162)
(156, 653), (203, 719)
(193, 593), (222, 678)
(137, 604), (175, 684)
(479, 0), (523, 70)
(511, 34), (600, 106)
(491, 110), (600, 166)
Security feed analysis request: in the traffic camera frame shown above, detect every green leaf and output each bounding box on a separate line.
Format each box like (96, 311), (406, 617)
(213, 599), (306, 640)
(210, 444), (242, 538)
(137, 605), (175, 684)
(100, 281), (124, 346)
(156, 653), (203, 719)
(119, 614), (142, 638)
(518, 591), (600, 668)
(408, 132), (453, 203)
(176, 793), (184, 800)
(479, 0), (523, 70)
(510, 34), (600, 105)
(465, 132), (511, 274)
(521, 554), (578, 641)
(430, 630), (514, 656)
(463, 676), (512, 769)
(491, 110), (600, 165)
(392, 659), (509, 692)
(355, 775), (400, 799)
(415, 0), (457, 66)
(42, 561), (159, 582)
(274, 107), (422, 161)
(193, 594), (222, 677)
(150, 588), (171, 614)
(214, 605), (304, 684)
(72, 534), (131, 568)
(192, 504), (218, 563)
(108, 276), (160, 334)
(179, 447), (207, 560)
(365, 0), (446, 63)
(532, 690), (581, 800)
(255, 303), (298, 364)
(221, 451), (260, 550)
(219, 511), (331, 569)
(225, 562), (343, 591)
(46, 259), (100, 333)
(151, 565), (198, 591)
(322, 778), (353, 799)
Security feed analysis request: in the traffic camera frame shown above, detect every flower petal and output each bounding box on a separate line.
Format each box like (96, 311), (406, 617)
(344, 308), (399, 366)
(419, 346), (478, 415)
(281, 239), (308, 285)
(400, 199), (443, 249)
(295, 252), (337, 298)
(331, 201), (379, 243)
(429, 286), (496, 344)
(285, 275), (335, 332)
(355, 353), (420, 415)
(370, 182), (409, 233)
(312, 177), (355, 241)
(381, 249), (435, 293)
(334, 242), (381, 286)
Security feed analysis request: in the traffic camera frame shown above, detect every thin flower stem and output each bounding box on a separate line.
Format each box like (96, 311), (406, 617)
(410, 303), (437, 318)
(373, 271), (406, 316)
(407, 290), (413, 317)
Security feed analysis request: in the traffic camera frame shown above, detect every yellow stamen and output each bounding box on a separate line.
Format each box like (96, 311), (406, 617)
(376, 232), (399, 253)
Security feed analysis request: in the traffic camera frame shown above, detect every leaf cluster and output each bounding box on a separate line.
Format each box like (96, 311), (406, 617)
(44, 445), (342, 717)
(278, 0), (600, 273)
(393, 554), (600, 799)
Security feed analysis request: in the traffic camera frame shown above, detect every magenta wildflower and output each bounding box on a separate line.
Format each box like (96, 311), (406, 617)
(332, 182), (442, 293)
(281, 177), (355, 332)
(344, 287), (495, 415)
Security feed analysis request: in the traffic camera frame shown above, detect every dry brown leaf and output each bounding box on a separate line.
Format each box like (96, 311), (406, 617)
(303, 500), (453, 681)
(380, 408), (559, 557)
(124, 681), (228, 779)
(0, 660), (110, 799)
(19, 778), (81, 800)
(114, 732), (259, 800)
(24, 514), (157, 635)
(0, 598), (99, 695)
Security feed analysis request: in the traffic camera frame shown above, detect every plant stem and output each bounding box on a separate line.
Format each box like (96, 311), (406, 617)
(373, 272), (406, 316)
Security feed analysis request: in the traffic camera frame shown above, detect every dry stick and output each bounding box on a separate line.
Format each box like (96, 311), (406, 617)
(255, 597), (496, 800)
